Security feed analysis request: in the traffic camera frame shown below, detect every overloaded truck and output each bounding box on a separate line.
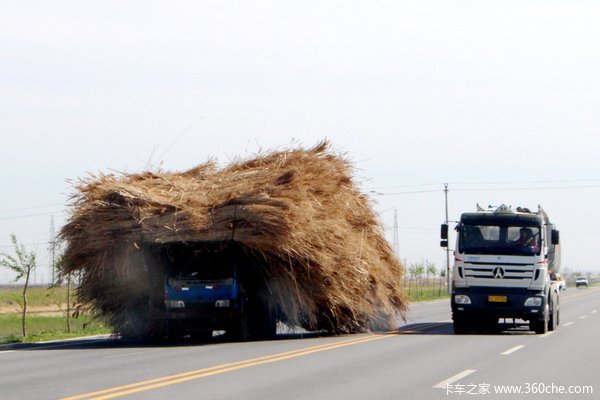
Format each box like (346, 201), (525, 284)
(441, 205), (561, 334)
(59, 143), (405, 341)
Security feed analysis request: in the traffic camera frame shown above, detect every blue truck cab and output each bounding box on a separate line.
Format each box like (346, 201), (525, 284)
(160, 243), (245, 339)
(148, 241), (277, 341)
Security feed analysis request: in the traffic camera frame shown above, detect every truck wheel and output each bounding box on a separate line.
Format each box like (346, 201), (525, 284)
(531, 304), (549, 334)
(555, 293), (560, 326)
(453, 322), (468, 334)
(453, 316), (470, 334)
(166, 320), (185, 341)
(485, 317), (500, 334)
(548, 292), (558, 331)
(243, 291), (278, 340)
(248, 307), (277, 339)
(532, 319), (548, 334)
(145, 319), (168, 343)
(226, 313), (250, 341)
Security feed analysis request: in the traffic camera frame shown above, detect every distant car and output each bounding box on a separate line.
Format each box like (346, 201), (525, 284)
(575, 277), (589, 288)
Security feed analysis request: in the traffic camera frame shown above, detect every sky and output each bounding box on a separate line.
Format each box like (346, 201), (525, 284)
(1, 1), (600, 284)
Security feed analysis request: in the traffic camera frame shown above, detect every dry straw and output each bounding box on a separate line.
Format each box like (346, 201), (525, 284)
(60, 141), (407, 337)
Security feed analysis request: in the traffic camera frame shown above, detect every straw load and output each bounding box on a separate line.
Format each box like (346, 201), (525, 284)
(60, 141), (407, 338)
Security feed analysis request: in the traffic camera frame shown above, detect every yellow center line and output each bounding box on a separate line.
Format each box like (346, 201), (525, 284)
(62, 333), (394, 400)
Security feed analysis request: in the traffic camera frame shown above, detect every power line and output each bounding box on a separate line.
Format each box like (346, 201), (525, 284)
(370, 183), (600, 196)
(366, 178), (600, 191)
(450, 178), (600, 186)
(0, 203), (65, 215)
(366, 183), (441, 191)
(453, 184), (600, 192)
(0, 210), (65, 221)
(369, 189), (441, 196)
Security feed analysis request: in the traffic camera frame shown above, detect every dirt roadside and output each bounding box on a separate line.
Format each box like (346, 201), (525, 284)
(0, 303), (69, 316)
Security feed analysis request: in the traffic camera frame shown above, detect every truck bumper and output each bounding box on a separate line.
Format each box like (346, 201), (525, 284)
(452, 287), (546, 322)
(165, 301), (242, 331)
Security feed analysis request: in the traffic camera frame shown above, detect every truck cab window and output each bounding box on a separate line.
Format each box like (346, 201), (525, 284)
(459, 224), (541, 256)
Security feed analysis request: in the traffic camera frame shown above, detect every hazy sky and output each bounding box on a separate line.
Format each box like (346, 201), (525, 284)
(2, 1), (600, 283)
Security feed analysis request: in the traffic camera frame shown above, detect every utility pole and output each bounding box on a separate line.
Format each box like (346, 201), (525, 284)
(49, 215), (56, 284)
(444, 183), (451, 294)
(393, 208), (399, 257)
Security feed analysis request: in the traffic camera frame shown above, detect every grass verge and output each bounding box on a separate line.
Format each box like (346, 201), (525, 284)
(0, 314), (112, 344)
(0, 285), (70, 310)
(405, 279), (450, 302)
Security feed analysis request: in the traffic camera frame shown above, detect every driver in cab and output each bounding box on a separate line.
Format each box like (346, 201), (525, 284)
(514, 227), (539, 252)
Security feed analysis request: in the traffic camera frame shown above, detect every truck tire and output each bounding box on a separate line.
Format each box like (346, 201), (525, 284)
(548, 291), (558, 331)
(484, 317), (500, 333)
(247, 304), (277, 339)
(531, 304), (549, 334)
(531, 319), (547, 334)
(166, 320), (185, 341)
(226, 312), (250, 341)
(453, 316), (471, 334)
(229, 295), (276, 340)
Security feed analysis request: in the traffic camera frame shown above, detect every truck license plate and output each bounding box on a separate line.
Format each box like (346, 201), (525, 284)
(488, 295), (507, 303)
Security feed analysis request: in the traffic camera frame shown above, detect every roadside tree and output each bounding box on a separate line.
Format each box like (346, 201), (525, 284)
(0, 234), (37, 337)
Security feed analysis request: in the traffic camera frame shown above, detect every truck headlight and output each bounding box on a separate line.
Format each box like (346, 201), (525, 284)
(524, 297), (542, 307)
(454, 295), (471, 305)
(165, 300), (185, 308)
(215, 299), (230, 308)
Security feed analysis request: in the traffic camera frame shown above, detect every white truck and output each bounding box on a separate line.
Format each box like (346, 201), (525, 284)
(441, 205), (561, 334)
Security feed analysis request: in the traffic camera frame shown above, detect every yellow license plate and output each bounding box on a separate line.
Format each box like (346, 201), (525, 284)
(488, 295), (507, 303)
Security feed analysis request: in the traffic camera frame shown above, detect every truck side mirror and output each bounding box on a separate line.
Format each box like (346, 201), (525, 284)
(440, 240), (448, 248)
(441, 224), (448, 240)
(551, 230), (560, 245)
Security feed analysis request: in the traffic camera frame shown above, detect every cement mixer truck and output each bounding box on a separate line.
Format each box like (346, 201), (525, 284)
(441, 205), (561, 334)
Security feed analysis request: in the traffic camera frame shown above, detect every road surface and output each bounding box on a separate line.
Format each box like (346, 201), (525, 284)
(1, 287), (598, 400)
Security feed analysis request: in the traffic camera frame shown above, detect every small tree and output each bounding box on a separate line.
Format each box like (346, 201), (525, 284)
(426, 261), (437, 285)
(416, 264), (425, 295)
(407, 263), (418, 296)
(408, 263), (425, 298)
(439, 268), (446, 295)
(0, 234), (37, 337)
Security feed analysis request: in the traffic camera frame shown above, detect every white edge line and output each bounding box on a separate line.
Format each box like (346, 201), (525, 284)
(33, 334), (112, 345)
(0, 334), (112, 352)
(23, 335), (113, 350)
(578, 315), (588, 319)
(104, 349), (164, 359)
(501, 345), (525, 355)
(538, 331), (555, 338)
(563, 321), (574, 327)
(433, 369), (477, 389)
(591, 310), (597, 314)
(0, 350), (16, 354)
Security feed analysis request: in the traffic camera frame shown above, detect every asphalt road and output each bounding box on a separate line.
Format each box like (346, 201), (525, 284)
(1, 287), (598, 400)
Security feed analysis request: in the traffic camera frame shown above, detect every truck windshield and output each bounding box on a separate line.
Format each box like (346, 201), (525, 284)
(458, 224), (541, 256)
(180, 260), (233, 280)
(174, 251), (234, 281)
